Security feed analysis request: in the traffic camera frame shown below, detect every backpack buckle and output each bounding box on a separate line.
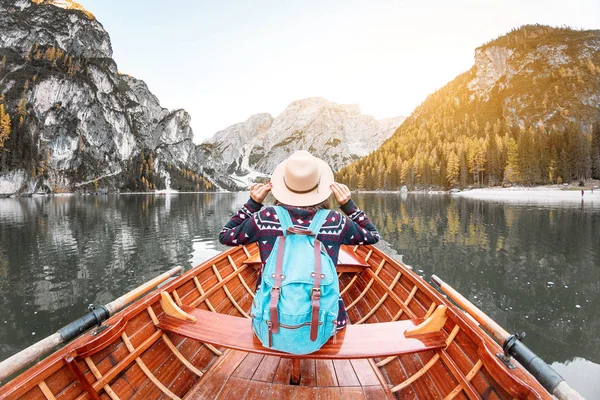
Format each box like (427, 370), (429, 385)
(311, 288), (321, 299)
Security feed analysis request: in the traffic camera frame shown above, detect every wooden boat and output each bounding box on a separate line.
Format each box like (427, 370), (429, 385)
(0, 244), (578, 399)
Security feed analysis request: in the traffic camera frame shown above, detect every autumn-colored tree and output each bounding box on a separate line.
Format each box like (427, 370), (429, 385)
(0, 103), (11, 149)
(446, 151), (460, 187)
(44, 47), (56, 62)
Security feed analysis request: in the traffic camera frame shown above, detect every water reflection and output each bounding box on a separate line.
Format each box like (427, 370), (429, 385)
(353, 193), (600, 368)
(0, 193), (598, 397)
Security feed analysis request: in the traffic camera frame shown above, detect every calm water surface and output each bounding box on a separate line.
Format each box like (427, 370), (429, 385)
(0, 193), (598, 397)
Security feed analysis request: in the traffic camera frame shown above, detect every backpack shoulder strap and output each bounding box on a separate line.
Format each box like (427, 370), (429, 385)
(273, 206), (293, 234)
(308, 209), (330, 236)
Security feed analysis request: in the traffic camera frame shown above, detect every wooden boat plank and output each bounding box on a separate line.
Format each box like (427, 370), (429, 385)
(438, 349), (481, 400)
(92, 322), (152, 374)
(215, 376), (251, 399)
(315, 386), (341, 400)
(176, 279), (201, 304)
(150, 348), (197, 398)
(125, 338), (180, 398)
(315, 359), (338, 387)
(393, 351), (442, 398)
(362, 385), (390, 400)
(404, 294), (458, 397)
(89, 339), (127, 376)
(54, 381), (84, 400)
(291, 385), (318, 399)
(339, 274), (364, 322)
(44, 365), (78, 399)
(445, 340), (495, 398)
(379, 272), (461, 399)
(241, 380), (273, 400)
(349, 359), (380, 387)
(103, 374), (136, 400)
(350, 274), (392, 323)
(252, 355), (280, 382)
(332, 360), (360, 387)
(339, 386), (366, 399)
(272, 357), (292, 384)
(426, 352), (462, 399)
(267, 383), (295, 399)
(19, 385), (48, 400)
(452, 329), (510, 399)
(298, 359), (316, 386)
(182, 372), (229, 400)
(376, 357), (418, 399)
(233, 353), (264, 379)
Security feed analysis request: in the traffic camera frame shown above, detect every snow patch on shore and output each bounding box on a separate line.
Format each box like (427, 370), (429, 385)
(453, 187), (599, 207)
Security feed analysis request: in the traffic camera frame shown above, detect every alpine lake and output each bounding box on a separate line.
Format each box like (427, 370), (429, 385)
(0, 192), (598, 397)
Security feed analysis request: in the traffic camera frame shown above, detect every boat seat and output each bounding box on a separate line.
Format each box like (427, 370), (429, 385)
(244, 246), (370, 273)
(157, 305), (448, 360)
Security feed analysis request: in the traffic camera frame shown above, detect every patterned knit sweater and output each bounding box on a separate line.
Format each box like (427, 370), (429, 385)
(219, 198), (380, 328)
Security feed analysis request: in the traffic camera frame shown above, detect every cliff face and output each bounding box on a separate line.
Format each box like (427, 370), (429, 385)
(0, 0), (405, 194)
(0, 0), (206, 194)
(337, 25), (600, 190)
(201, 97), (405, 188)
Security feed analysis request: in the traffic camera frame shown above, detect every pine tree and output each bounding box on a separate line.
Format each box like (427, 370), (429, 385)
(446, 151), (460, 187)
(504, 138), (520, 184)
(548, 146), (558, 184)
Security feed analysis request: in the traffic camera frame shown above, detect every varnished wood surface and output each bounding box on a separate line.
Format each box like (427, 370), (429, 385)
(158, 306), (447, 359)
(0, 243), (553, 400)
(183, 349), (391, 400)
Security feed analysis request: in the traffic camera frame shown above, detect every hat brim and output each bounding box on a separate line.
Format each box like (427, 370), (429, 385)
(270, 158), (334, 207)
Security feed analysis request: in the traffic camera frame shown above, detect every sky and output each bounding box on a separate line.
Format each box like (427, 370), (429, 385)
(78, 0), (600, 143)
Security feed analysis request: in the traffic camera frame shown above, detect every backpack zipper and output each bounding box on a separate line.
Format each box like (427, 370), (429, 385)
(277, 321), (324, 329)
(265, 320), (324, 347)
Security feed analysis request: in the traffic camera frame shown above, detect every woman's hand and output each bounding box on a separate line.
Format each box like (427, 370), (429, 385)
(330, 182), (351, 206)
(250, 182), (272, 204)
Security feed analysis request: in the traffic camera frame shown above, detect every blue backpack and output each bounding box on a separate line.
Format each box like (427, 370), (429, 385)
(250, 206), (340, 355)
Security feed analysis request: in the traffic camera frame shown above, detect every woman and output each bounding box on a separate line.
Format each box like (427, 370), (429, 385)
(219, 150), (380, 330)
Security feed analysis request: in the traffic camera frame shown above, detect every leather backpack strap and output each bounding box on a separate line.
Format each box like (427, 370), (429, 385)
(269, 236), (285, 334)
(310, 239), (323, 341)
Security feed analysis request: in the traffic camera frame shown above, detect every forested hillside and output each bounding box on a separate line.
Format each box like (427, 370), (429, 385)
(337, 25), (600, 190)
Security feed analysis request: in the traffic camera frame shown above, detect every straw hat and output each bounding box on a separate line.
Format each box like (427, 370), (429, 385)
(270, 150), (334, 207)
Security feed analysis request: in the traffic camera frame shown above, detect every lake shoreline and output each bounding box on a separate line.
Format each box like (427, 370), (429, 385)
(357, 181), (600, 197)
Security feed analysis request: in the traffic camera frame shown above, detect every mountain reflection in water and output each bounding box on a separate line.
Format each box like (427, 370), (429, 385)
(0, 192), (598, 396)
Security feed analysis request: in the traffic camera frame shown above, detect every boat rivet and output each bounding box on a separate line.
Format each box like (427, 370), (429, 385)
(271, 274), (276, 278)
(311, 272), (316, 277)
(280, 275), (285, 280)
(320, 274), (325, 279)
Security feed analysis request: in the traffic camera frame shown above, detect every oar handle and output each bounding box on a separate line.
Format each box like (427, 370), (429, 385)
(431, 274), (585, 400)
(105, 266), (182, 314)
(0, 266), (182, 383)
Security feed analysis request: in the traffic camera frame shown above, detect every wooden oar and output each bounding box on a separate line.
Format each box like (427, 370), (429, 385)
(432, 274), (584, 400)
(0, 266), (182, 382)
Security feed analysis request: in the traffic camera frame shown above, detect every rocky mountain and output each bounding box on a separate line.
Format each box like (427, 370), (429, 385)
(200, 97), (405, 188)
(0, 0), (211, 194)
(337, 25), (600, 190)
(0, 0), (405, 194)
